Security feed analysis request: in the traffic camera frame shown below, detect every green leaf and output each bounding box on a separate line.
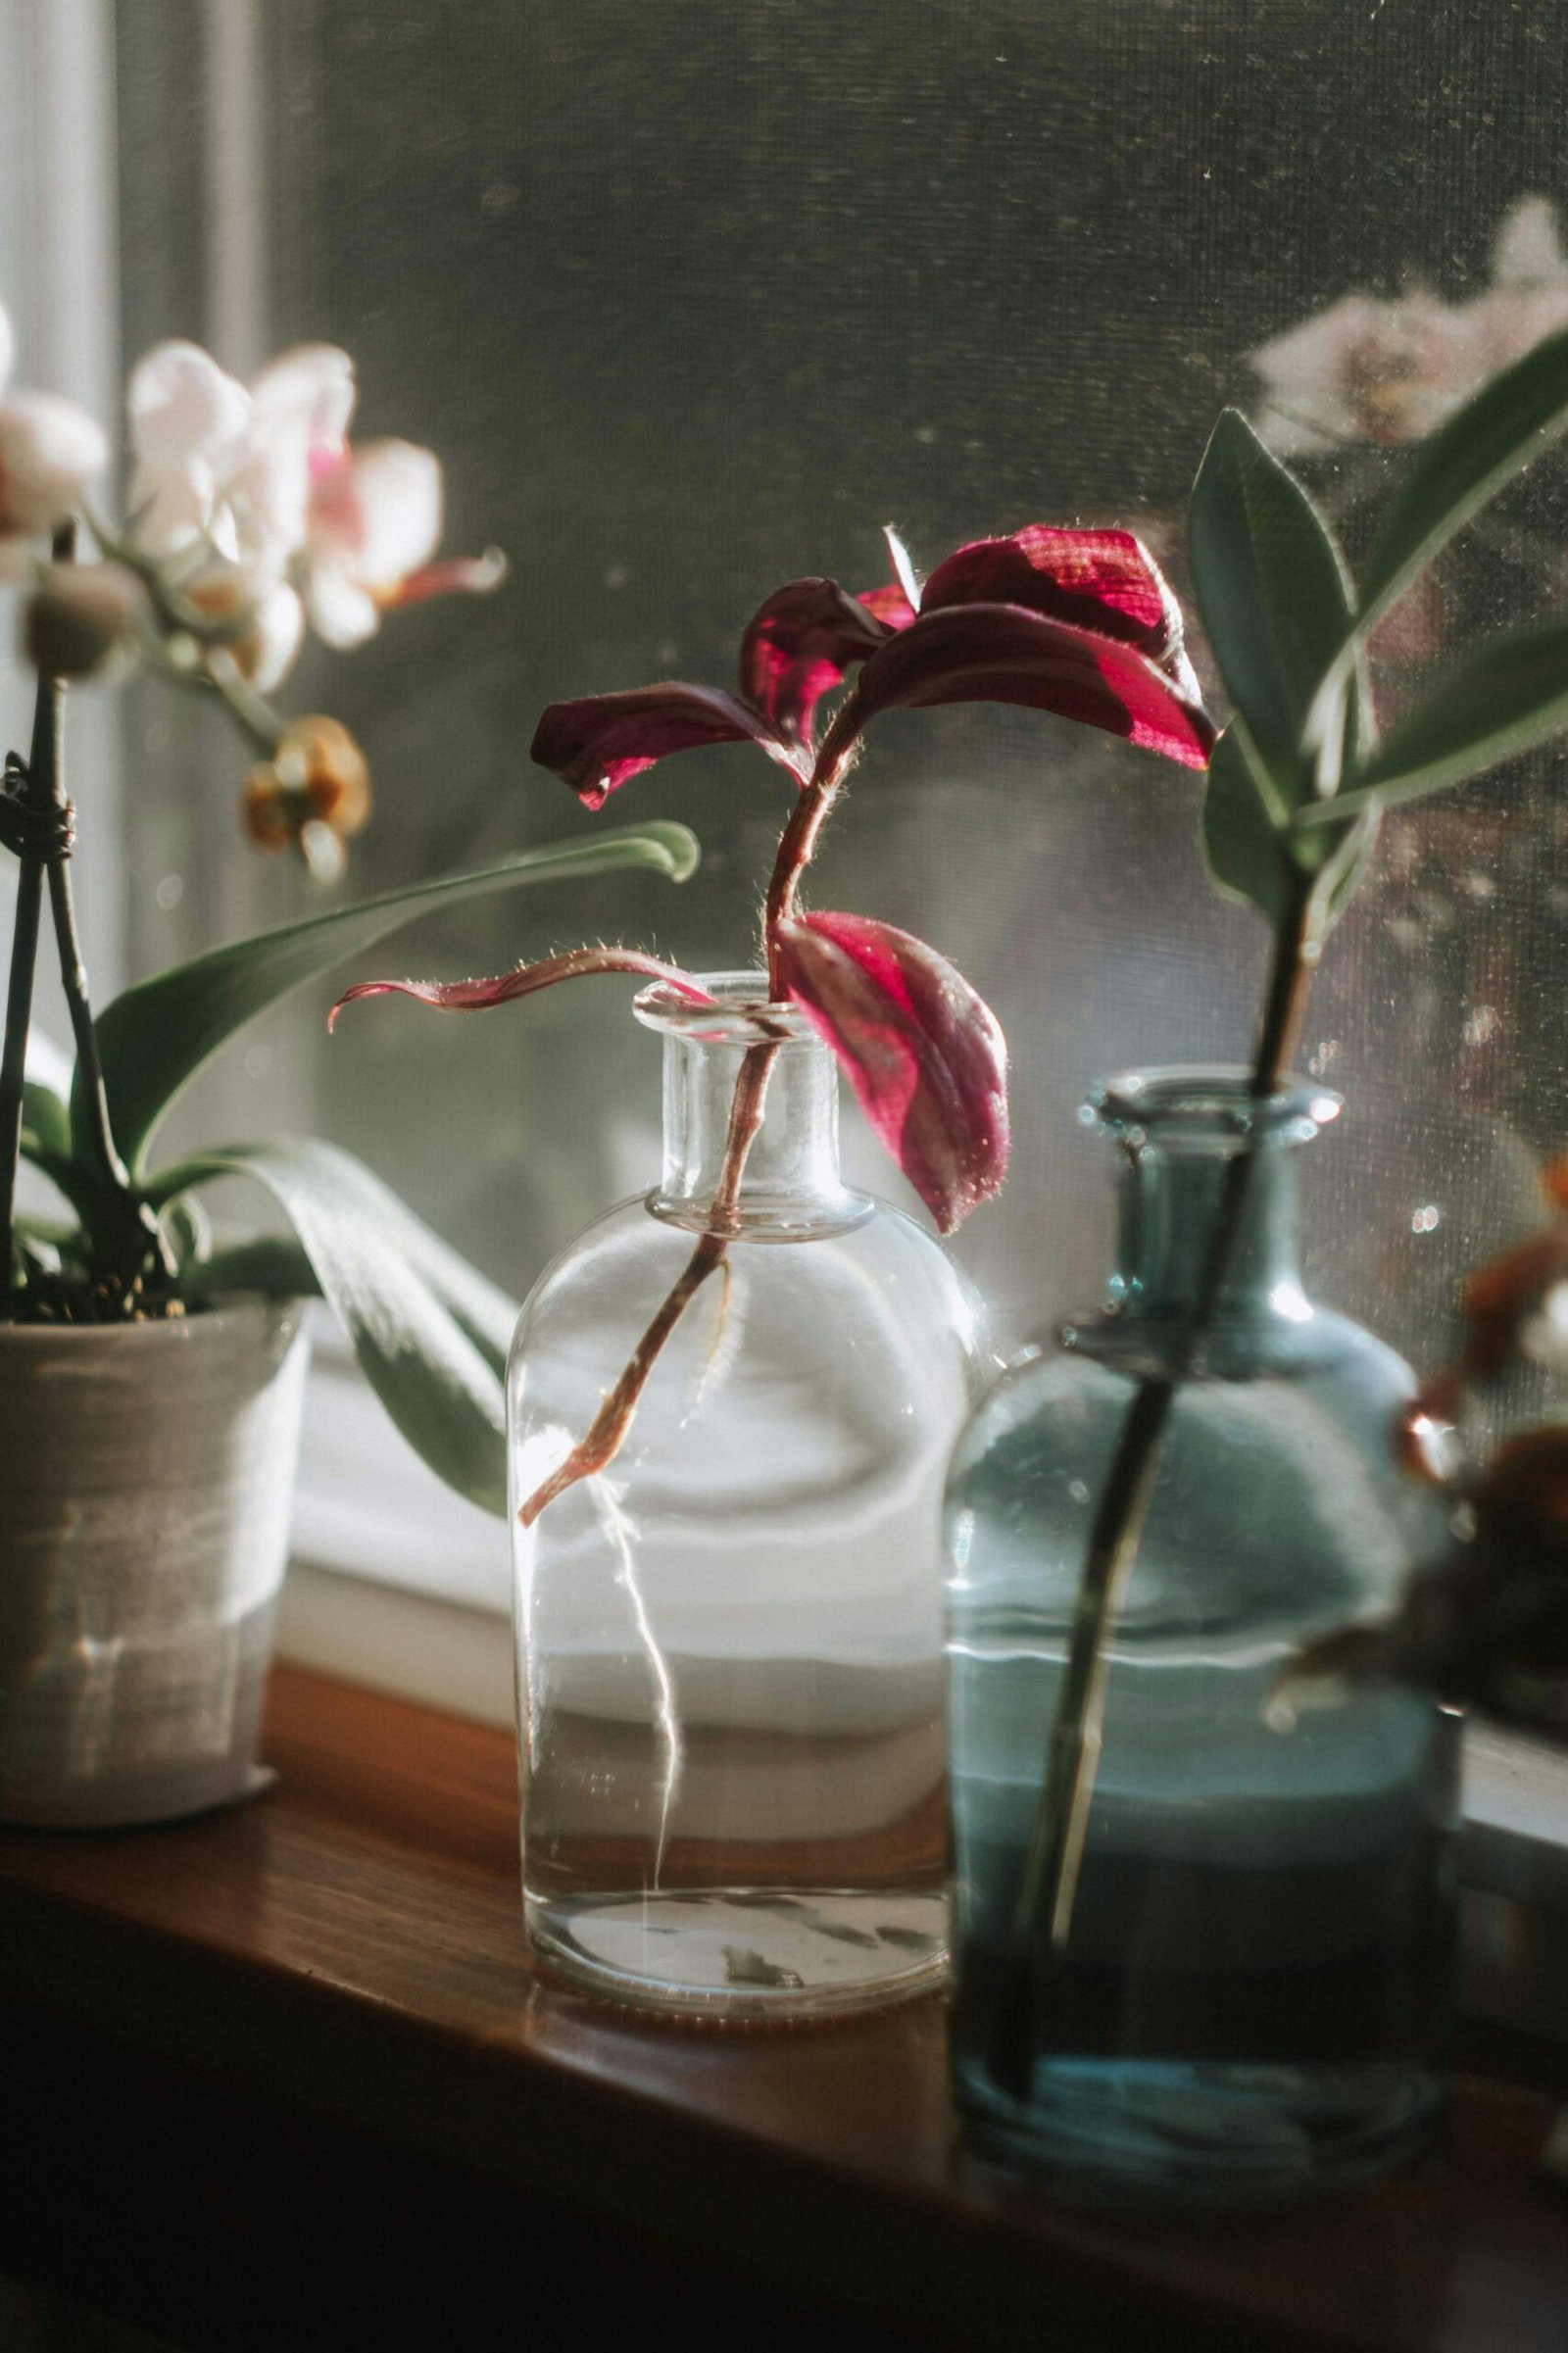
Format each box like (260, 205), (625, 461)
(23, 1029), (73, 1161)
(151, 1140), (520, 1515)
(1355, 326), (1568, 646)
(84, 821), (701, 1178)
(1200, 725), (1294, 926)
(184, 1235), (321, 1300)
(18, 1132), (94, 1219)
(1311, 805), (1381, 936)
(1296, 614), (1568, 830)
(1190, 410), (1358, 804)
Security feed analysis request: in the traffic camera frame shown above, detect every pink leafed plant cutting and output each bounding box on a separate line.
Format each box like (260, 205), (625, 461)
(331, 520), (1214, 2018)
(335, 520), (1214, 1531)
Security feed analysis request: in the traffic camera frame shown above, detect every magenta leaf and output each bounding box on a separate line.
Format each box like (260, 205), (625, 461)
(737, 578), (897, 746)
(881, 523), (923, 615)
(920, 525), (1200, 697)
(329, 948), (711, 1030)
(774, 909), (1009, 1233)
(813, 601), (1216, 785)
(531, 685), (806, 809)
(858, 580), (918, 631)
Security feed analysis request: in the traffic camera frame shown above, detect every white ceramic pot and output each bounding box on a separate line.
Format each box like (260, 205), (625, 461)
(0, 1297), (310, 1828)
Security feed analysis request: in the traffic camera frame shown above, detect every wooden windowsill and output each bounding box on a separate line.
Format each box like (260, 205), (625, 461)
(1, 1666), (1566, 2353)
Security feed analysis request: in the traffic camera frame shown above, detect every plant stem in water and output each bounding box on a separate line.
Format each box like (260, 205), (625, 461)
(515, 767), (842, 1530)
(987, 874), (1320, 2098)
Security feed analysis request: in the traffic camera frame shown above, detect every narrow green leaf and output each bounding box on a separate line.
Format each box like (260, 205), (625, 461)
(1297, 615), (1568, 831)
(19, 1133), (94, 1219)
(151, 1140), (519, 1515)
(1201, 719), (1374, 939)
(1200, 726), (1294, 926)
(1190, 410), (1358, 804)
(184, 1235), (321, 1300)
(1313, 806), (1381, 935)
(84, 821), (702, 1178)
(23, 1029), (73, 1161)
(14, 1209), (77, 1249)
(1355, 326), (1568, 645)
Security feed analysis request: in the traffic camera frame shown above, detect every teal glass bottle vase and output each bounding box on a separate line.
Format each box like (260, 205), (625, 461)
(945, 1068), (1458, 2200)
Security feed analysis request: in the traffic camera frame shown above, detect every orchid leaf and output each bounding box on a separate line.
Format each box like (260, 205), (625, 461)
(1297, 614), (1568, 830)
(85, 823), (699, 1181)
(1355, 325), (1568, 648)
(774, 909), (1009, 1233)
(921, 525), (1200, 695)
(1190, 410), (1360, 804)
(331, 947), (710, 1029)
(22, 1053), (72, 1162)
(150, 1140), (518, 1512)
(737, 578), (894, 748)
(531, 684), (806, 807)
(17, 1130), (95, 1220)
(185, 1235), (321, 1301)
(814, 602), (1216, 786)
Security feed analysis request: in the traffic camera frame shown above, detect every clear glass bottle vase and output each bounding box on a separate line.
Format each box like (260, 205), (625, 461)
(509, 972), (986, 2017)
(945, 1068), (1458, 2200)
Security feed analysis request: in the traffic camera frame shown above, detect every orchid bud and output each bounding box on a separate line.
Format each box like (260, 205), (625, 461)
(243, 712), (370, 860)
(0, 389), (109, 536)
(23, 563), (145, 678)
(185, 564), (305, 693)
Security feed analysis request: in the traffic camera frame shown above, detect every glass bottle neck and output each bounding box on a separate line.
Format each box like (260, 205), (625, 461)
(1108, 1137), (1307, 1323)
(652, 1021), (859, 1239)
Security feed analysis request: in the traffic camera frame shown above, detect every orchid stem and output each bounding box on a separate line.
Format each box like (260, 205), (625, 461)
(0, 549), (66, 1311)
(205, 651), (285, 760)
(0, 524), (172, 1308)
(987, 870), (1320, 2100)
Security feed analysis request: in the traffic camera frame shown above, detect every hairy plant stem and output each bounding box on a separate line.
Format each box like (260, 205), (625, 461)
(516, 772), (836, 1531)
(987, 870), (1322, 2100)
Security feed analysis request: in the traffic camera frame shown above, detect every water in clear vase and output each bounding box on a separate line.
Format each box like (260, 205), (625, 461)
(945, 1069), (1458, 2201)
(509, 973), (986, 2018)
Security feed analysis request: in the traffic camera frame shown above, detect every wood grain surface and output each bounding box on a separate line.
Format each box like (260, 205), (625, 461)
(0, 1666), (1566, 2353)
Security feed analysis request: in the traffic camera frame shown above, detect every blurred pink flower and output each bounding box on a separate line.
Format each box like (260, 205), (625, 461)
(1250, 197), (1568, 455)
(126, 338), (500, 662)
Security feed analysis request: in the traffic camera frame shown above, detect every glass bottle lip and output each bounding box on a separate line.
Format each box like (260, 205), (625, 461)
(1086, 1064), (1342, 1148)
(633, 967), (818, 1047)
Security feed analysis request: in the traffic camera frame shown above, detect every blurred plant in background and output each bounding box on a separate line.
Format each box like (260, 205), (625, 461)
(3, 321), (503, 876)
(0, 302), (694, 1520)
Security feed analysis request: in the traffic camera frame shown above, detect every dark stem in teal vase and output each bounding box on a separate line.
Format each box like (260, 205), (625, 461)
(987, 871), (1321, 2098)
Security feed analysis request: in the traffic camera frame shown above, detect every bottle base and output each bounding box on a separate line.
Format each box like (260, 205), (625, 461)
(527, 1886), (948, 2020)
(953, 2055), (1446, 2204)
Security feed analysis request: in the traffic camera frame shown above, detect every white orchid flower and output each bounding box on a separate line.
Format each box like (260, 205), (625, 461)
(302, 436), (446, 647)
(181, 561), (306, 695)
(125, 336), (494, 656)
(1249, 290), (1491, 457)
(0, 301), (109, 570)
(1249, 196), (1568, 457)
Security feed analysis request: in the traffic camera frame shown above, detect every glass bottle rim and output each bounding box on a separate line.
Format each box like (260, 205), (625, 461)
(1087, 1063), (1342, 1147)
(633, 967), (818, 1047)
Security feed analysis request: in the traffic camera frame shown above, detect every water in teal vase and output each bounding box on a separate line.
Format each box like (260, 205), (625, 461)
(945, 1069), (1458, 2201)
